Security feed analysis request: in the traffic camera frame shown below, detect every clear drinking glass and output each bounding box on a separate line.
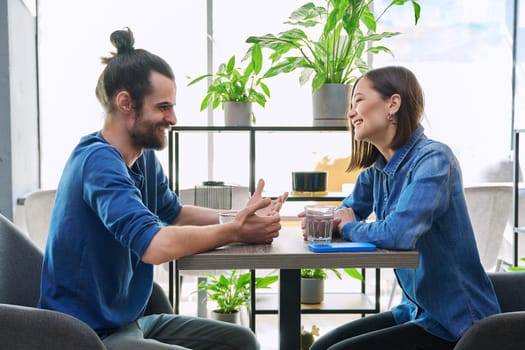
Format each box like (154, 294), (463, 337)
(219, 211), (237, 224)
(304, 205), (335, 243)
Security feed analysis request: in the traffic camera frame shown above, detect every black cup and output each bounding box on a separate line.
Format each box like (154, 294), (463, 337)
(292, 171), (327, 192)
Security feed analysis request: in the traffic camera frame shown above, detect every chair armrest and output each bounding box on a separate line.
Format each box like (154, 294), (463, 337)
(0, 304), (105, 350)
(145, 281), (174, 316)
(454, 312), (525, 350)
(487, 272), (525, 312)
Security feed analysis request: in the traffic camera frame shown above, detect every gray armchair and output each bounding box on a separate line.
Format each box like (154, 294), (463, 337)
(0, 213), (173, 349)
(454, 272), (525, 350)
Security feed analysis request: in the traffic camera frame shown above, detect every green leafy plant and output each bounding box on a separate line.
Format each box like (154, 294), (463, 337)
(301, 267), (363, 281)
(246, 0), (421, 92)
(187, 43), (271, 119)
(198, 269), (278, 314)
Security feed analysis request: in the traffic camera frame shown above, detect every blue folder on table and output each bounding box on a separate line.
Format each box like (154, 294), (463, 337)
(308, 242), (377, 253)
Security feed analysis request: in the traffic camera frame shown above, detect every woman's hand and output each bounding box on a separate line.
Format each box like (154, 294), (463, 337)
(298, 209), (343, 241)
(334, 207), (356, 234)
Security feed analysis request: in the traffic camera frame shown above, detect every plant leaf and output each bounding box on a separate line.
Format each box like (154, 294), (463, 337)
(264, 57), (308, 78)
(411, 1), (421, 24)
(260, 81), (271, 98)
(226, 56), (236, 74)
(251, 43), (263, 75)
(342, 268), (364, 281)
(366, 45), (394, 56)
(285, 2), (325, 28)
(255, 275), (279, 288)
(187, 73), (212, 86)
(360, 5), (376, 32)
(199, 94), (212, 111)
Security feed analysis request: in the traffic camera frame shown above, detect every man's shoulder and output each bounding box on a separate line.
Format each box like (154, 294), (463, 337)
(78, 131), (106, 149)
(75, 132), (119, 159)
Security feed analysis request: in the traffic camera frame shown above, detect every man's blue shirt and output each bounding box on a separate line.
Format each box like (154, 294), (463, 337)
(340, 126), (500, 341)
(38, 131), (182, 338)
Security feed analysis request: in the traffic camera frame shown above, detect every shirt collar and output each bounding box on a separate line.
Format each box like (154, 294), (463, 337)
(374, 125), (426, 176)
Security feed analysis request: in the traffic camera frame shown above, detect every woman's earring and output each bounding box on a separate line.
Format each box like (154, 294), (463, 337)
(387, 113), (397, 125)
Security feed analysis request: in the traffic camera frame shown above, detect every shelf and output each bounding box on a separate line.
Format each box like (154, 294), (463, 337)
(268, 192), (347, 202)
(253, 292), (377, 315)
(170, 125), (349, 132)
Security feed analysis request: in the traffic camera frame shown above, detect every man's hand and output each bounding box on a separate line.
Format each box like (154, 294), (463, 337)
(234, 197), (282, 244)
(247, 179), (288, 216)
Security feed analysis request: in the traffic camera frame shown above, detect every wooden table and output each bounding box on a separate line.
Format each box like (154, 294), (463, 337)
(174, 227), (419, 350)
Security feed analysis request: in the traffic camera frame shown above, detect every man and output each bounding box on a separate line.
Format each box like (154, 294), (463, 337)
(38, 27), (287, 350)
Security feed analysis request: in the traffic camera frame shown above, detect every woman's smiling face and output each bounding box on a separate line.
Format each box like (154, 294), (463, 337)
(348, 77), (392, 144)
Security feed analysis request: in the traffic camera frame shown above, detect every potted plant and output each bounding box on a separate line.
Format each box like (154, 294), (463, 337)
(246, 0), (421, 125)
(300, 267), (363, 304)
(187, 43), (271, 126)
(197, 269), (278, 323)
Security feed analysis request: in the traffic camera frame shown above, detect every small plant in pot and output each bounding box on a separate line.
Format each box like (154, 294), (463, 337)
(187, 43), (271, 126)
(300, 267), (363, 304)
(197, 269), (278, 323)
(246, 0), (421, 124)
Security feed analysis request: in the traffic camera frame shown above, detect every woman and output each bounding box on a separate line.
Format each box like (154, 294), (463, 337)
(309, 66), (500, 350)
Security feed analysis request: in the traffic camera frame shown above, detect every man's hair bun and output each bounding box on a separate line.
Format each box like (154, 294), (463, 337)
(110, 27), (135, 55)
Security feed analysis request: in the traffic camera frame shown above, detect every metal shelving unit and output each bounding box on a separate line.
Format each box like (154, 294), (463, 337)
(167, 124), (380, 331)
(253, 268), (379, 318)
(167, 125), (348, 195)
(513, 129), (525, 266)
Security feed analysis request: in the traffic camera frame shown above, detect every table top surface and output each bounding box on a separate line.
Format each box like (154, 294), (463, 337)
(176, 227), (419, 270)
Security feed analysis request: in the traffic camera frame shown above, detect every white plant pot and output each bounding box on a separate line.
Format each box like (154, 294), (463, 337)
(224, 101), (252, 126)
(301, 277), (325, 304)
(312, 83), (350, 126)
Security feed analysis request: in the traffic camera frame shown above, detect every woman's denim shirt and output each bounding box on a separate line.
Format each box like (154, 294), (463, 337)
(340, 126), (500, 341)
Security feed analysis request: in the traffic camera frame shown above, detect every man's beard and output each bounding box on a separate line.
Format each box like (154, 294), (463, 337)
(130, 119), (168, 150)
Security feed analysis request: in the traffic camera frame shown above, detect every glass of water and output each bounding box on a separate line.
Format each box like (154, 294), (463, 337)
(304, 205), (335, 243)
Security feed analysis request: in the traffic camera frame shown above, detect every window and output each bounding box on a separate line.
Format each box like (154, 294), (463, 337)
(38, 0), (515, 190)
(374, 0), (514, 183)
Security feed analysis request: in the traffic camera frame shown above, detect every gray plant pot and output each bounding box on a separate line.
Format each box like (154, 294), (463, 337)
(224, 101), (253, 126)
(312, 83), (351, 127)
(211, 309), (241, 324)
(301, 277), (325, 304)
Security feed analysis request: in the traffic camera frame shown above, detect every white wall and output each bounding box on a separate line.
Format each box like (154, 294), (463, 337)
(0, 0), (39, 219)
